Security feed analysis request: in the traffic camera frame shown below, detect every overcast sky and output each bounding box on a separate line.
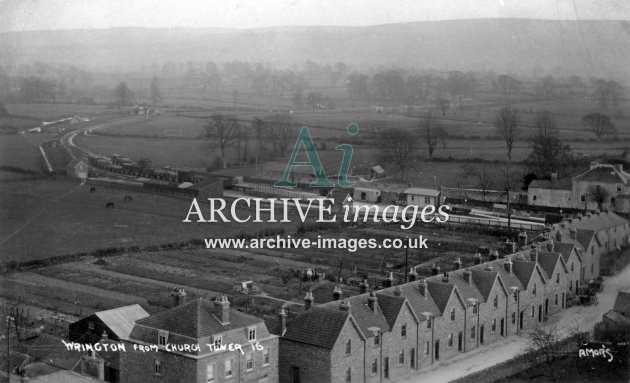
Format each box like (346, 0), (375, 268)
(1, 0), (628, 32)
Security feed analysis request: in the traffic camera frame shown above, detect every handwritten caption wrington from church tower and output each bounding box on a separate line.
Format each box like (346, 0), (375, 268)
(62, 340), (265, 354)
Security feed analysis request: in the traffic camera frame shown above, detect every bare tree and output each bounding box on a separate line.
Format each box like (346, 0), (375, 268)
(526, 326), (562, 382)
(150, 76), (162, 106)
(113, 81), (134, 107)
(459, 164), (476, 187)
(494, 106), (521, 162)
(588, 185), (609, 210)
(475, 166), (496, 202)
(436, 98), (450, 117)
(525, 111), (574, 177)
(420, 110), (441, 159)
(203, 113), (241, 168)
(8, 297), (30, 351)
(379, 128), (417, 182)
(582, 113), (616, 141)
(265, 114), (296, 157)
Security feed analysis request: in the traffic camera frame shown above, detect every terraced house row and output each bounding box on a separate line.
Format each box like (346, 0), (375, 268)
(278, 211), (629, 383)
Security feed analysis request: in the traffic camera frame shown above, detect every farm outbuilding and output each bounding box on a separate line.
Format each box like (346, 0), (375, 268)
(65, 159), (89, 181)
(353, 184), (381, 202)
(403, 187), (440, 207)
(69, 304), (149, 344)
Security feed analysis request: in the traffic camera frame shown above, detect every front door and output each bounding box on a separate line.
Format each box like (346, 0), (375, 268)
(520, 311), (524, 331)
(500, 318), (505, 336)
(458, 332), (463, 351)
(538, 305), (542, 322)
(435, 340), (440, 360)
(384, 357), (389, 378)
(292, 366), (300, 383)
(562, 293), (565, 309)
(480, 325), (485, 344)
(545, 299), (549, 316)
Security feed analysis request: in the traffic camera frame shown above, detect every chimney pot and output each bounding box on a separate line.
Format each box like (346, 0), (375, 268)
(463, 269), (472, 285)
(214, 295), (230, 324)
(333, 285), (343, 301)
(339, 299), (350, 311)
(394, 286), (402, 296)
(304, 291), (314, 310)
(367, 291), (378, 312)
(278, 308), (287, 335)
(170, 286), (187, 306)
(504, 260), (513, 274)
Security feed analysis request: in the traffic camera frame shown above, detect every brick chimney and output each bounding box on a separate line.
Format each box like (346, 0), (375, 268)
(359, 279), (369, 294)
(569, 228), (577, 240)
(408, 267), (418, 282)
(485, 264), (493, 271)
(304, 291), (314, 311)
(550, 172), (558, 185)
(504, 259), (513, 274)
(278, 308), (287, 336)
(442, 272), (449, 283)
(453, 258), (462, 270)
(431, 264), (441, 276)
(394, 285), (402, 296)
(333, 285), (343, 301)
(489, 249), (499, 261)
(383, 272), (395, 288)
(518, 232), (528, 248)
(419, 278), (429, 299)
(214, 295), (230, 325)
(475, 253), (483, 265)
(339, 299), (350, 311)
(546, 240), (554, 252)
(463, 269), (472, 285)
(367, 291), (378, 312)
(530, 249), (539, 264)
(170, 286), (187, 306)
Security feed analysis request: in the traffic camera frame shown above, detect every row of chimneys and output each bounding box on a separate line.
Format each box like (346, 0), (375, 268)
(170, 287), (231, 325)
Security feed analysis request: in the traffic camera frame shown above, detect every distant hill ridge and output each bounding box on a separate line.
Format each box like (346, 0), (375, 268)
(0, 19), (628, 79)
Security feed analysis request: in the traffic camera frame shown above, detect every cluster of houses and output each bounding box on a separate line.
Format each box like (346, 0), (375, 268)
(11, 210), (623, 383)
(528, 162), (630, 215)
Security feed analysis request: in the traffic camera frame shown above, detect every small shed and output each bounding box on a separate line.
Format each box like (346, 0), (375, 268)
(233, 281), (259, 294)
(353, 183), (381, 203)
(66, 159), (89, 181)
(403, 187), (440, 207)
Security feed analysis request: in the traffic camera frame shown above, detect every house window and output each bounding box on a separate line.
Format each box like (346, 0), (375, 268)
(411, 195), (415, 201)
(225, 359), (233, 378)
(580, 195), (586, 202)
(570, 281), (573, 291)
(361, 192), (367, 200)
(248, 326), (257, 341)
(410, 348), (416, 368)
(398, 350), (405, 365)
(345, 368), (351, 383)
(511, 312), (516, 325)
(448, 333), (453, 347)
(424, 197), (431, 204)
(513, 291), (518, 301)
(611, 197), (616, 206)
(372, 359), (378, 374)
(246, 353), (253, 371)
(591, 246), (594, 256)
(154, 359), (162, 375)
(531, 306), (535, 318)
(494, 295), (498, 308)
(471, 326), (476, 339)
(533, 283), (537, 295)
(492, 318), (497, 332)
(88, 321), (94, 330)
(450, 308), (455, 322)
(556, 273), (560, 284)
(591, 263), (594, 273)
(207, 363), (215, 382)
(214, 336), (223, 349)
(426, 317), (432, 330)
(345, 339), (352, 355)
(401, 324), (407, 338)
(158, 331), (168, 346)
(374, 333), (380, 346)
(472, 303), (478, 314)
(555, 294), (558, 305)
(425, 341), (430, 354)
(571, 262), (574, 272)
(263, 349), (270, 366)
(533, 195), (537, 201)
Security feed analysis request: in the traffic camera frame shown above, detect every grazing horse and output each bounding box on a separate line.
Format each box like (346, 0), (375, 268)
(105, 202), (115, 209)
(89, 187), (96, 193)
(123, 195), (133, 202)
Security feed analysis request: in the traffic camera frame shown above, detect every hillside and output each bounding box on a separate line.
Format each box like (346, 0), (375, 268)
(0, 19), (629, 79)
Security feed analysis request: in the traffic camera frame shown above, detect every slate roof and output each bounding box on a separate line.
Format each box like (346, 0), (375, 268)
(448, 271), (485, 306)
(613, 291), (630, 317)
(537, 251), (561, 279)
(134, 298), (261, 339)
(426, 281), (457, 313)
(404, 188), (440, 197)
(382, 281), (440, 318)
(511, 259), (537, 287)
(320, 293), (390, 337)
(282, 308), (350, 349)
(573, 165), (629, 184)
(489, 260), (525, 292)
(375, 294), (406, 328)
(553, 241), (577, 263)
(470, 269), (500, 300)
(529, 178), (571, 190)
(576, 229), (597, 249)
(94, 304), (149, 341)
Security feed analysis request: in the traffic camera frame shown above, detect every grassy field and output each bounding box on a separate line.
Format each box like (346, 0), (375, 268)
(5, 103), (112, 120)
(102, 114), (207, 138)
(0, 179), (298, 262)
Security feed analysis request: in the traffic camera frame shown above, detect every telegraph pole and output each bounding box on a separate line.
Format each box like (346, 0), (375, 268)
(404, 236), (409, 283)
